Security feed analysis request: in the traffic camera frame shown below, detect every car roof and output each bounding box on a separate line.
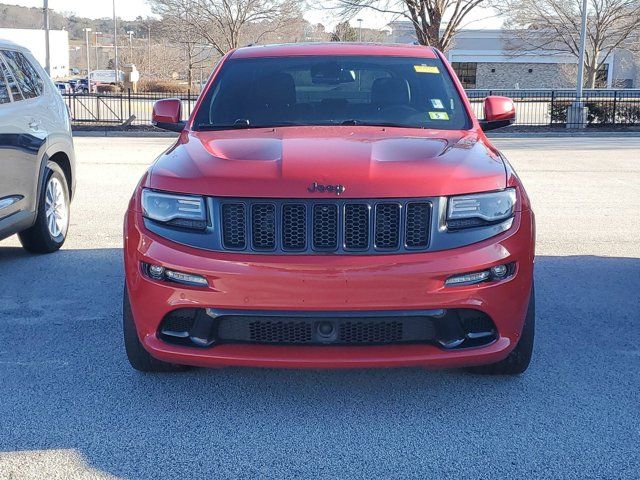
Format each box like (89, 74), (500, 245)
(230, 42), (438, 59)
(0, 38), (30, 53)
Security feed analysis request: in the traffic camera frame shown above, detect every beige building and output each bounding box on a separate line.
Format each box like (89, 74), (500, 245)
(389, 24), (639, 89)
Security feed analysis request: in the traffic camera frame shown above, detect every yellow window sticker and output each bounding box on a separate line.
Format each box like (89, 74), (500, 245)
(414, 65), (439, 74)
(429, 111), (449, 120)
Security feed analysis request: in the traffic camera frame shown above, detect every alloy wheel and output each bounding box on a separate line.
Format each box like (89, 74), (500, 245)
(45, 177), (68, 238)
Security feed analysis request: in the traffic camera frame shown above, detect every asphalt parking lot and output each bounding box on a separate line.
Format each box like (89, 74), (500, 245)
(1, 135), (639, 479)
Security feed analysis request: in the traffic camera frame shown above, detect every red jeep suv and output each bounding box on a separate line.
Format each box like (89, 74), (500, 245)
(123, 43), (535, 374)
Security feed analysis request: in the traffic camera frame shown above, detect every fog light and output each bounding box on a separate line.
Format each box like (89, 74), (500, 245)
(445, 263), (515, 287)
(148, 264), (165, 279)
(165, 270), (208, 287)
(445, 270), (491, 286)
(143, 262), (208, 287)
(491, 264), (508, 278)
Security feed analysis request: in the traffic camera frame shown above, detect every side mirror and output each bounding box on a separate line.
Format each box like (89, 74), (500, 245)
(480, 96), (516, 131)
(152, 98), (185, 132)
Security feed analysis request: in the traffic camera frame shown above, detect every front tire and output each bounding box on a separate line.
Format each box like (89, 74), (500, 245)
(123, 287), (188, 372)
(468, 285), (535, 375)
(19, 162), (70, 254)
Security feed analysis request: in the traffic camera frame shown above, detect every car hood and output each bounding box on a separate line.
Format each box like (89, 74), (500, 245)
(148, 127), (506, 198)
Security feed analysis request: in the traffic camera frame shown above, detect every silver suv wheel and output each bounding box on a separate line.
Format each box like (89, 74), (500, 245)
(45, 176), (68, 238)
(18, 162), (70, 253)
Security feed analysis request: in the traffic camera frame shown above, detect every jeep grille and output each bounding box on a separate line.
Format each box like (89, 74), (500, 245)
(219, 198), (432, 254)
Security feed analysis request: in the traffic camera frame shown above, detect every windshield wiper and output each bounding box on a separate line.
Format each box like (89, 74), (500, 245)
(339, 120), (423, 128)
(196, 120), (305, 131)
(196, 119), (253, 131)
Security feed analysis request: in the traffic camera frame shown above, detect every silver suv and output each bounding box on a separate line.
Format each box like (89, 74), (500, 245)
(0, 40), (75, 253)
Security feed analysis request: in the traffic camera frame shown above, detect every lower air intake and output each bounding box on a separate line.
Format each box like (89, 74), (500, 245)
(339, 321), (403, 343)
(249, 320), (313, 344)
(157, 309), (497, 350)
(161, 309), (196, 334)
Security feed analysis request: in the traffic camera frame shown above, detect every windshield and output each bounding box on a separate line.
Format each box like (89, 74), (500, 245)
(193, 55), (470, 131)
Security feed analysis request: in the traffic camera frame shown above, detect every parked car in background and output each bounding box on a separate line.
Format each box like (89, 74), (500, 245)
(68, 78), (89, 93)
(54, 81), (72, 95)
(124, 43), (534, 375)
(0, 40), (75, 253)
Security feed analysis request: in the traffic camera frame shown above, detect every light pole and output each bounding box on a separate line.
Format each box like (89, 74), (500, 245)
(357, 18), (363, 42)
(83, 27), (91, 81)
(127, 30), (135, 60)
(569, 0), (589, 128)
(147, 25), (151, 78)
(93, 31), (102, 72)
(576, 0), (588, 101)
(112, 0), (119, 83)
(43, 0), (50, 75)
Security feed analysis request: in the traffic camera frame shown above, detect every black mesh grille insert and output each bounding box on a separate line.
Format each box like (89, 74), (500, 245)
(249, 320), (313, 344)
(460, 312), (495, 334)
(215, 313), (439, 345)
(344, 204), (369, 250)
(405, 202), (431, 248)
(313, 204), (338, 250)
(161, 310), (197, 333)
(339, 321), (403, 344)
(222, 203), (246, 249)
(375, 203), (400, 249)
(251, 203), (276, 250)
(282, 204), (306, 250)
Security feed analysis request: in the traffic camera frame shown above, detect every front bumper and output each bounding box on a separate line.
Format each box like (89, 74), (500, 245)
(124, 208), (535, 369)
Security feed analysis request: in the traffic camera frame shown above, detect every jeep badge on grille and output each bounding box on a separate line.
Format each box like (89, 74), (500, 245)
(308, 182), (345, 195)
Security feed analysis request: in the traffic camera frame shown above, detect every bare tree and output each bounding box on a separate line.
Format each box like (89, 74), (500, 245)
(149, 0), (212, 86)
(492, 0), (640, 87)
(150, 0), (300, 56)
(333, 0), (486, 51)
(242, 14), (314, 44)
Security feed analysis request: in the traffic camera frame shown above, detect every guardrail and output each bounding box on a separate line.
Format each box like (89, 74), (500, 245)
(63, 89), (640, 127)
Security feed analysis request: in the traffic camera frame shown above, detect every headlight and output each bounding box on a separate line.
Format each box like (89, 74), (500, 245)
(141, 189), (207, 230)
(447, 188), (516, 229)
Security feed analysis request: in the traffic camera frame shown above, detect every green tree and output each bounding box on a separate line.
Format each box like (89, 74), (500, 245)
(331, 20), (359, 41)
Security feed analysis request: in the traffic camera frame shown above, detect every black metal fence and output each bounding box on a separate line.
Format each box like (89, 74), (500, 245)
(63, 90), (199, 126)
(63, 89), (640, 127)
(467, 89), (640, 126)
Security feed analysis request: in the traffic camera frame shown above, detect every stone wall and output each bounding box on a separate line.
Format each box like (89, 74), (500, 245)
(632, 64), (640, 89)
(476, 63), (576, 89)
